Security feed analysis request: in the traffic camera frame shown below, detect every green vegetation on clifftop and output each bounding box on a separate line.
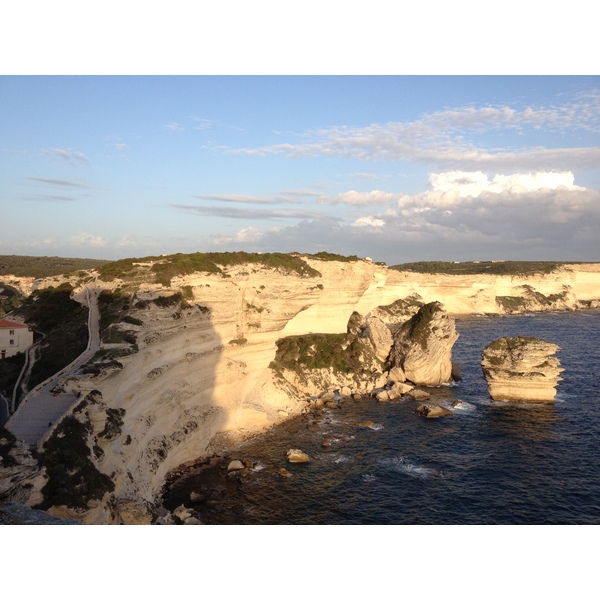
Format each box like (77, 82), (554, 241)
(98, 251), (322, 286)
(390, 261), (580, 276)
(0, 255), (108, 278)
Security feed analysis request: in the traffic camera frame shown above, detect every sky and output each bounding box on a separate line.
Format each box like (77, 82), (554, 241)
(2, 75), (600, 264)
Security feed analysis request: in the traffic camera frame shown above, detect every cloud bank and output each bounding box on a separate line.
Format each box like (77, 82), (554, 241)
(198, 170), (600, 263)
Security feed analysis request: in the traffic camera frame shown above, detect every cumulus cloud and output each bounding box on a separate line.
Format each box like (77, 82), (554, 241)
(429, 170), (585, 197)
(212, 168), (600, 263)
(42, 147), (89, 166)
(234, 227), (264, 242)
(351, 216), (386, 227)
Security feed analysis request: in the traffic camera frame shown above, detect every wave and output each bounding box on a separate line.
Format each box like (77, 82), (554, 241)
(368, 423), (384, 430)
(381, 455), (443, 479)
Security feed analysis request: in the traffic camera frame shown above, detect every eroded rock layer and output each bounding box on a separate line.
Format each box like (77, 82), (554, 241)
(481, 336), (563, 402)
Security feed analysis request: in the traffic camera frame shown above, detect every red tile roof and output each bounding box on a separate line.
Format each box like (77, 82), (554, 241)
(0, 319), (28, 329)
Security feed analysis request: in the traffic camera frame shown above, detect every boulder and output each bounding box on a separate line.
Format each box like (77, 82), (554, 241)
(386, 389), (401, 401)
(387, 366), (406, 383)
(391, 381), (414, 395)
(173, 504), (192, 522)
(416, 404), (452, 418)
(388, 302), (459, 386)
(227, 459), (245, 472)
(404, 388), (431, 401)
(481, 336), (563, 402)
(286, 449), (310, 463)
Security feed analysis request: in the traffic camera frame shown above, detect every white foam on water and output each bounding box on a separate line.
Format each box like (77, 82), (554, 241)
(368, 423), (384, 430)
(451, 401), (477, 413)
(381, 455), (441, 479)
(362, 474), (376, 482)
(318, 452), (352, 464)
(334, 454), (351, 464)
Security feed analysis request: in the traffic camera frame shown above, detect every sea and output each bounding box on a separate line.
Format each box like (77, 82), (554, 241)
(162, 310), (600, 525)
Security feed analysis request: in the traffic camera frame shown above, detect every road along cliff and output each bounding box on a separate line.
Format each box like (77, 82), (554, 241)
(3, 256), (600, 523)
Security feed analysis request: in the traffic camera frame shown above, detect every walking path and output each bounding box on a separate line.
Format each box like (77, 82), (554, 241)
(5, 285), (101, 447)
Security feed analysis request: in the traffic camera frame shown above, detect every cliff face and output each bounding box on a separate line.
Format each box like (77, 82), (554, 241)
(8, 259), (600, 523)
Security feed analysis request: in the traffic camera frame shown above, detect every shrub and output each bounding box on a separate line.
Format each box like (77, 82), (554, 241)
(38, 415), (114, 510)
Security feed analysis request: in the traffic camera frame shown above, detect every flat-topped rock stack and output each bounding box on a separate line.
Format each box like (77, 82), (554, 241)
(481, 336), (563, 402)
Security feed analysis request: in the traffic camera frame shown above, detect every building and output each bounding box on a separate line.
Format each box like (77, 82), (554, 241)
(0, 318), (33, 359)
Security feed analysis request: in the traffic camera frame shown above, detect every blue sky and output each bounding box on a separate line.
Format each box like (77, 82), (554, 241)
(2, 75), (600, 264)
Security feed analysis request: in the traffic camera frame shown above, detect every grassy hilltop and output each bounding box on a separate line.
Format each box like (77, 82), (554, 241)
(0, 255), (109, 279)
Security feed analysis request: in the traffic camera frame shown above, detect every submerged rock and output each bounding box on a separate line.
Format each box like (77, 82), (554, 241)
(388, 302), (459, 386)
(481, 336), (563, 402)
(415, 404), (452, 419)
(404, 388), (431, 401)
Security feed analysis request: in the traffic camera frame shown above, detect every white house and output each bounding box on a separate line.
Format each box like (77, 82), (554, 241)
(0, 318), (33, 359)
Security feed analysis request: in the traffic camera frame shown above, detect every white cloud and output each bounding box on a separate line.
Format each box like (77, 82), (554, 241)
(429, 170), (585, 197)
(42, 147), (89, 166)
(329, 190), (399, 206)
(164, 121), (183, 132)
(351, 216), (386, 227)
(227, 93), (600, 172)
(191, 117), (213, 131)
(67, 233), (108, 247)
(234, 227), (264, 242)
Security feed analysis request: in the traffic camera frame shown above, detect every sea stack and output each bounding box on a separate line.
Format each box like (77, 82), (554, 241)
(481, 336), (563, 402)
(388, 302), (459, 386)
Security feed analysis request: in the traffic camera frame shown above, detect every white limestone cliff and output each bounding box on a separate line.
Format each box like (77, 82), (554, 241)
(5, 258), (600, 523)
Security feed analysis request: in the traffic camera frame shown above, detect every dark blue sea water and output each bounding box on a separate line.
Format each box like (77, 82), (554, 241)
(163, 311), (600, 524)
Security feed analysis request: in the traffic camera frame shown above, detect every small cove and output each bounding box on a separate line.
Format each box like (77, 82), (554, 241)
(162, 311), (600, 525)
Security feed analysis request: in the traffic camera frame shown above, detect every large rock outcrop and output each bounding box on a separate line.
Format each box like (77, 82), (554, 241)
(481, 336), (563, 402)
(388, 302), (459, 386)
